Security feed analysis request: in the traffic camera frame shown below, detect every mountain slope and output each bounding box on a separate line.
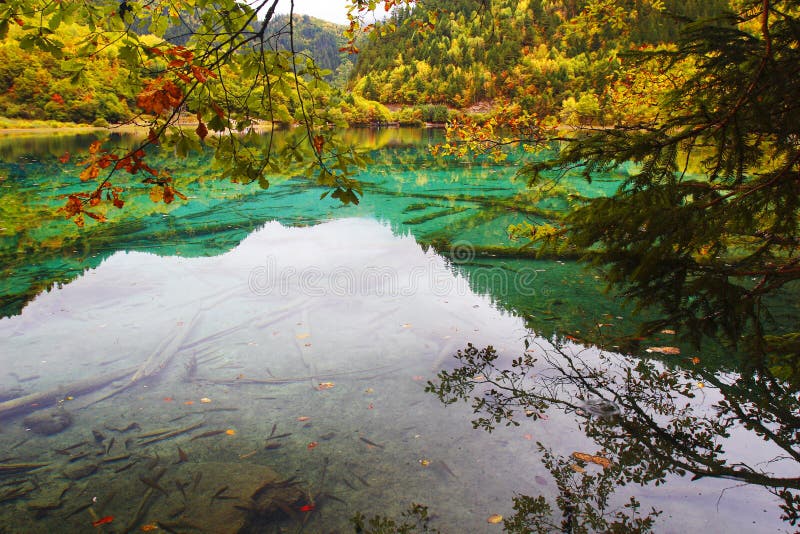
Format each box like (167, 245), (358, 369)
(349, 0), (729, 107)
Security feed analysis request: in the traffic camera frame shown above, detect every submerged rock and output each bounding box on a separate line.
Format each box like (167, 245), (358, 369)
(23, 410), (73, 435)
(156, 461), (306, 533)
(63, 463), (98, 480)
(580, 397), (621, 419)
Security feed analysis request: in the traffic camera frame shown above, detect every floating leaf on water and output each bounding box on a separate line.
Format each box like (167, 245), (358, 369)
(364, 388), (374, 394)
(183, 401), (194, 406)
(691, 357), (700, 365)
(295, 333), (310, 340)
(570, 464), (586, 473)
(487, 514), (503, 524)
(697, 382), (705, 389)
(523, 434), (533, 440)
(200, 397), (212, 403)
(661, 329), (676, 335)
(225, 429), (236, 436)
(307, 441), (318, 450)
(163, 397), (174, 402)
(534, 475), (548, 486)
(316, 382), (335, 390)
(645, 346), (681, 355)
(419, 459), (430, 466)
(572, 452), (612, 468)
(412, 375), (425, 381)
(299, 504), (315, 512)
(140, 524), (158, 532)
(304, 343), (312, 347)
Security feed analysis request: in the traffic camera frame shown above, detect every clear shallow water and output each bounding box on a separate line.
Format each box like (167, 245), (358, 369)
(0, 129), (796, 533)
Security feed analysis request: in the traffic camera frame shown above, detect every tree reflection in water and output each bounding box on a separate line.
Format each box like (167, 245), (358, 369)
(425, 339), (800, 532)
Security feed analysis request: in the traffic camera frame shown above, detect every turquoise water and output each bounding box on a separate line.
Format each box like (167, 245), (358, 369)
(0, 129), (796, 532)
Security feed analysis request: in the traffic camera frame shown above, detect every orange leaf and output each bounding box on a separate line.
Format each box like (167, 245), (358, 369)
(59, 152), (71, 164)
(191, 65), (207, 83)
(645, 346), (681, 355)
(572, 451), (612, 468)
(80, 164), (100, 182)
(312, 135), (324, 153)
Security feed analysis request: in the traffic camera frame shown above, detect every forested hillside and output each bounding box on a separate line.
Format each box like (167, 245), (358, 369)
(265, 14), (353, 86)
(350, 0), (729, 111)
(0, 12), (348, 124)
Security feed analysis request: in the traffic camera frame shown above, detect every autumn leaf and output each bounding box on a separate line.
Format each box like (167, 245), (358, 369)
(645, 346), (681, 355)
(163, 185), (175, 204)
(196, 120), (208, 141)
(59, 152), (71, 164)
(149, 185), (164, 203)
(79, 164), (99, 182)
(572, 451), (612, 468)
(312, 135), (325, 153)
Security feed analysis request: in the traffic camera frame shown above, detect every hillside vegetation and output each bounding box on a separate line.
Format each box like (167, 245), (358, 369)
(350, 0), (728, 117)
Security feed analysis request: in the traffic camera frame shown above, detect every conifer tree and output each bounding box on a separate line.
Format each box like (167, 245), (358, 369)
(523, 0), (800, 369)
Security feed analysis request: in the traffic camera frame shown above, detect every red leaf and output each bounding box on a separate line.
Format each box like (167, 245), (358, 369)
(58, 152), (71, 164)
(163, 185), (175, 204)
(196, 120), (208, 141)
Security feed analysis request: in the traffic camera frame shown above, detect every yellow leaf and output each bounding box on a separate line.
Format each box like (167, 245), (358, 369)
(487, 514), (503, 524)
(149, 185), (164, 203)
(296, 333), (310, 339)
(570, 464), (586, 473)
(419, 459), (430, 466)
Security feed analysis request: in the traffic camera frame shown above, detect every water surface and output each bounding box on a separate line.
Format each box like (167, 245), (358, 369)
(0, 129), (795, 533)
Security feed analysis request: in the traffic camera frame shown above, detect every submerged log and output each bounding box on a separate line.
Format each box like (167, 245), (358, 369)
(0, 366), (137, 421)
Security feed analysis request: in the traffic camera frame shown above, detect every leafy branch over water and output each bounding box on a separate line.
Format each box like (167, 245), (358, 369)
(426, 341), (800, 530)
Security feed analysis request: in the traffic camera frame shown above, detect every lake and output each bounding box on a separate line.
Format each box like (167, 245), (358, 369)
(0, 129), (796, 533)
